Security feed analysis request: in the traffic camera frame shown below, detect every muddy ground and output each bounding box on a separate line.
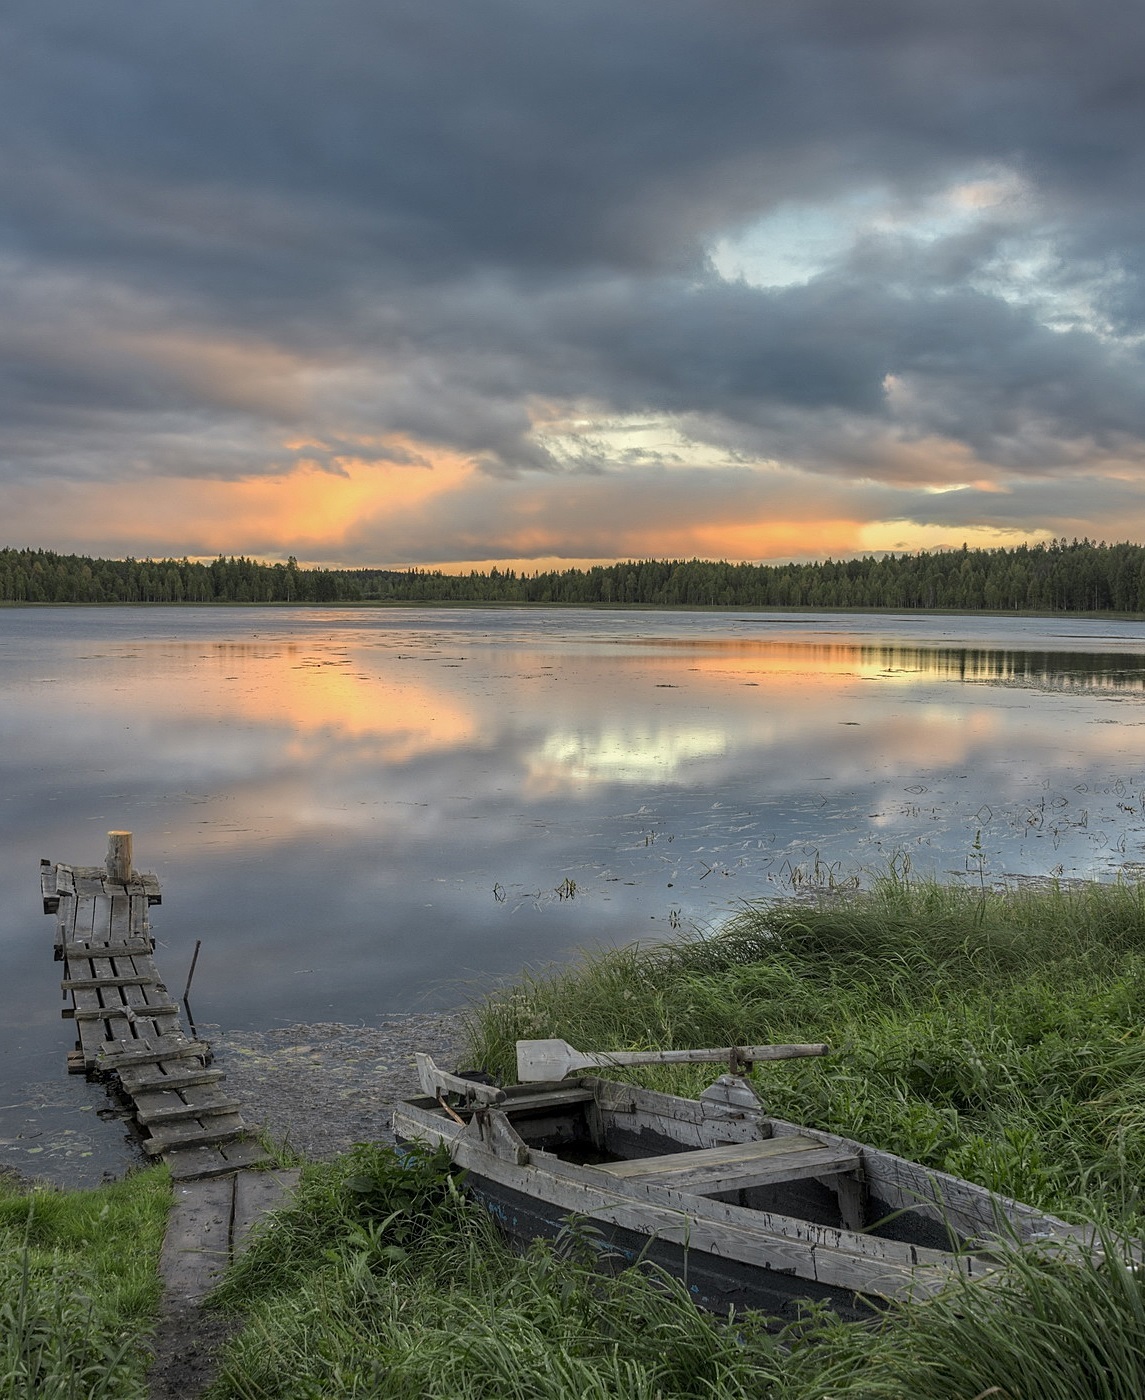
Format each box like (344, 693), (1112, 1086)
(208, 1010), (470, 1160)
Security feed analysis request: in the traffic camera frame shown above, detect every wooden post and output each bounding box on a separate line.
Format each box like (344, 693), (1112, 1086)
(106, 831), (134, 883)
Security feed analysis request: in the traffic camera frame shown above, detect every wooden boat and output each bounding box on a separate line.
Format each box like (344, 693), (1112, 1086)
(392, 1040), (1094, 1322)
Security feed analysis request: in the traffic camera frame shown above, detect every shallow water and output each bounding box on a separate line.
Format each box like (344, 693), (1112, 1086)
(4, 605), (1145, 1182)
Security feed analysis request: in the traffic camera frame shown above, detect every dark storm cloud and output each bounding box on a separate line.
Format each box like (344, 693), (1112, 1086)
(2, 0), (1144, 531)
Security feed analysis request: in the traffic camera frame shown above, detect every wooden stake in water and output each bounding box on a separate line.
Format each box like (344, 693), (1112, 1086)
(105, 831), (133, 883)
(182, 939), (202, 1002)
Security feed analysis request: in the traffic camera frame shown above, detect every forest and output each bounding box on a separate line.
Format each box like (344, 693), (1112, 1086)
(3, 538), (1145, 612)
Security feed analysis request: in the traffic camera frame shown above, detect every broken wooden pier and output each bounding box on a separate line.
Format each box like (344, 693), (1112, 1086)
(42, 832), (269, 1180)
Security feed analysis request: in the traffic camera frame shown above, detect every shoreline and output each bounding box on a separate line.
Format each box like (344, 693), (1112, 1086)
(208, 1012), (468, 1162)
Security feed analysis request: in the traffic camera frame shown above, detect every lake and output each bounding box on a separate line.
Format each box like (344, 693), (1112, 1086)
(4, 605), (1145, 1181)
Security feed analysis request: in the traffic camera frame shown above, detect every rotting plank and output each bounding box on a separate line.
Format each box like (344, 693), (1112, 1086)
(233, 1168), (301, 1257)
(74, 1001), (180, 1022)
(116, 1064), (225, 1094)
(160, 1176), (235, 1304)
(61, 975), (154, 990)
(96, 1035), (207, 1067)
(142, 1111), (248, 1154)
(165, 1138), (272, 1180)
(137, 1101), (243, 1128)
(158, 1168), (299, 1306)
(65, 941), (154, 958)
(135, 1089), (243, 1126)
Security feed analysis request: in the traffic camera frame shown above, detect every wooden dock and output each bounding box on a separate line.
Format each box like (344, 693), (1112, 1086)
(42, 833), (269, 1180)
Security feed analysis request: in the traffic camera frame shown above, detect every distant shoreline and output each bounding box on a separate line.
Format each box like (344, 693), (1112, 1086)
(4, 599), (1145, 620)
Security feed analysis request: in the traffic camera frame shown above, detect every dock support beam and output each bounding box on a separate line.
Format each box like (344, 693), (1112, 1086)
(106, 831), (134, 884)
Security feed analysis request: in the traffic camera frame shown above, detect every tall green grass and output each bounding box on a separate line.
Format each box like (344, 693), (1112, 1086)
(0, 1166), (169, 1399)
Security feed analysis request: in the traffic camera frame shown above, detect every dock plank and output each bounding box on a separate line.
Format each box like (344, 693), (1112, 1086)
(61, 975), (154, 990)
(233, 1168), (300, 1256)
(165, 1139), (271, 1180)
(160, 1176), (235, 1304)
(142, 1111), (248, 1153)
(135, 1085), (242, 1125)
(116, 1064), (225, 1094)
(67, 941), (154, 957)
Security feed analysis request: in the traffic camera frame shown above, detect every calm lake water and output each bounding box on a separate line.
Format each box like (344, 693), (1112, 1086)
(5, 605), (1145, 1181)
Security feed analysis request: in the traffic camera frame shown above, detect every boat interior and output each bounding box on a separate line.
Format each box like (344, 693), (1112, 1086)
(408, 1075), (972, 1254)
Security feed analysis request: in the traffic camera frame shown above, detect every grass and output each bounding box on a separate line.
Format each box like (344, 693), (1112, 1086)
(0, 1164), (169, 1399)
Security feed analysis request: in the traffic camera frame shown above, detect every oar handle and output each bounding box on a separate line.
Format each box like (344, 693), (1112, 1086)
(595, 1043), (829, 1067)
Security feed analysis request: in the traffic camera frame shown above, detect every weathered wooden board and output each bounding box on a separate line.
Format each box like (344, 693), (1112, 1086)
(135, 1082), (242, 1125)
(158, 1168), (299, 1312)
(73, 999), (180, 1023)
(143, 1111), (248, 1154)
(232, 1168), (301, 1257)
(160, 1176), (236, 1303)
(116, 1064), (225, 1094)
(164, 1138), (272, 1181)
(593, 1135), (860, 1195)
(416, 1053), (506, 1105)
(66, 941), (155, 957)
(61, 975), (154, 990)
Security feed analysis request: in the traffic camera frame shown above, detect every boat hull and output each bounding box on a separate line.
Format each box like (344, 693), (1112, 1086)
(462, 1169), (883, 1322)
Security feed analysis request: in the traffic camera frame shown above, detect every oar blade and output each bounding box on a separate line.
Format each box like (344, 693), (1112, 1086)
(516, 1038), (585, 1081)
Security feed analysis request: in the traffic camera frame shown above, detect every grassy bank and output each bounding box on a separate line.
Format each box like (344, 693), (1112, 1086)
(205, 876), (1145, 1398)
(11, 877), (1145, 1397)
(470, 875), (1145, 1225)
(0, 1165), (168, 1399)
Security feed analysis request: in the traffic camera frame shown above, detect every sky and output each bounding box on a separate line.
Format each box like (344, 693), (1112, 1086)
(4, 0), (1145, 571)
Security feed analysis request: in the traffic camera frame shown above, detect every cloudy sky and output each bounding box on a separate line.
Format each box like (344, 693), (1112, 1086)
(4, 0), (1145, 570)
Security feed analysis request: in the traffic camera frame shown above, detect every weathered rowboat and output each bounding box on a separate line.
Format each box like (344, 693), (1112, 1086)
(393, 1040), (1094, 1322)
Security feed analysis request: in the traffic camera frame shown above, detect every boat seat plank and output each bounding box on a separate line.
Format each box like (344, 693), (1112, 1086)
(592, 1133), (860, 1196)
(502, 1087), (597, 1112)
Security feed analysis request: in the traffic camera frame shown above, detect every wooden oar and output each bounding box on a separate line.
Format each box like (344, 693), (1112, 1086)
(516, 1038), (829, 1083)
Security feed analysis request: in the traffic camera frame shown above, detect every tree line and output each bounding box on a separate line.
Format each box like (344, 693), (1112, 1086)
(3, 538), (1145, 612)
